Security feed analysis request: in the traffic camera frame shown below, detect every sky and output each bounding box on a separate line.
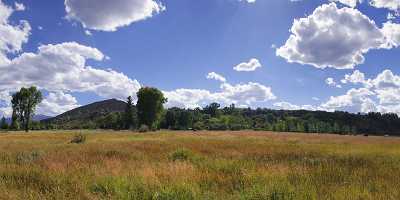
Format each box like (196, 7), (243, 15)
(0, 0), (400, 117)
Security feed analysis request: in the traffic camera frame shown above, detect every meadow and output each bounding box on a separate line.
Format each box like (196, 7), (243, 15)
(0, 130), (399, 200)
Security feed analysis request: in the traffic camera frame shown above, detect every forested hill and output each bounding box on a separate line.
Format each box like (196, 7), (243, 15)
(43, 99), (127, 129)
(41, 100), (400, 136)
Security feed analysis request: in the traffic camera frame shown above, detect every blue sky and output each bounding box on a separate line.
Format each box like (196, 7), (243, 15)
(0, 0), (400, 116)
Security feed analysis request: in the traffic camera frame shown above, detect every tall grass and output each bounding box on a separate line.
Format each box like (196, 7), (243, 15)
(0, 130), (399, 199)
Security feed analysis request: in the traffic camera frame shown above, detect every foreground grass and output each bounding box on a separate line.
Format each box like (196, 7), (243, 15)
(0, 130), (399, 199)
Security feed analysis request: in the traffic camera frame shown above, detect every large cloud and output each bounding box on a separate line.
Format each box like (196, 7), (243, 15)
(276, 3), (391, 69)
(0, 42), (141, 100)
(321, 88), (376, 113)
(65, 0), (165, 31)
(321, 69), (400, 114)
(37, 92), (80, 116)
(274, 69), (400, 115)
(164, 82), (276, 109)
(0, 0), (30, 66)
(0, 41), (142, 117)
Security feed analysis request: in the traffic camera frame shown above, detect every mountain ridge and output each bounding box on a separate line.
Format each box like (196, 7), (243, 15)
(43, 99), (127, 128)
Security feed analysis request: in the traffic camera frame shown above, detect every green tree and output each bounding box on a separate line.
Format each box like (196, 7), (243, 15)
(136, 87), (167, 129)
(0, 117), (8, 130)
(204, 103), (221, 118)
(10, 110), (19, 130)
(124, 96), (138, 129)
(11, 87), (43, 132)
(177, 110), (193, 130)
(165, 108), (178, 129)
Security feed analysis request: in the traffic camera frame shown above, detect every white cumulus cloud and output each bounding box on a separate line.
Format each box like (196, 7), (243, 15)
(37, 92), (80, 116)
(165, 77), (276, 109)
(274, 101), (317, 111)
(0, 0), (31, 66)
(233, 58), (262, 72)
(326, 77), (342, 88)
(370, 0), (400, 11)
(330, 0), (362, 7)
(381, 21), (400, 48)
(323, 69), (400, 115)
(276, 3), (390, 69)
(65, 0), (165, 32)
(0, 42), (141, 100)
(206, 72), (226, 82)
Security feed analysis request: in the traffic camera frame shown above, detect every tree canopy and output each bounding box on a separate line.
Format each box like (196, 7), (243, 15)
(11, 87), (42, 132)
(136, 87), (167, 129)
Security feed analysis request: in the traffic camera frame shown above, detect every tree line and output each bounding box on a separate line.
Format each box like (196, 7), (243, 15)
(0, 86), (167, 132)
(1, 86), (400, 136)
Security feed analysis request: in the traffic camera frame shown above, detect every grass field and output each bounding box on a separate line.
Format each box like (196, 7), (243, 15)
(0, 130), (399, 199)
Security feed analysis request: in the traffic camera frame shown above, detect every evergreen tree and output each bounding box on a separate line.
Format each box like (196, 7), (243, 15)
(124, 96), (137, 129)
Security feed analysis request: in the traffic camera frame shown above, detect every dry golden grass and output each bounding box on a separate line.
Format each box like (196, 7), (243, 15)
(0, 130), (400, 199)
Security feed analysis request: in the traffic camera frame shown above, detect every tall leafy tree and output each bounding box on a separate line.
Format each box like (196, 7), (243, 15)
(136, 87), (167, 129)
(177, 110), (193, 130)
(11, 87), (43, 132)
(165, 109), (177, 129)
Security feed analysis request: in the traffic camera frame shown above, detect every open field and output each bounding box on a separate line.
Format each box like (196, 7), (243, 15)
(0, 130), (400, 199)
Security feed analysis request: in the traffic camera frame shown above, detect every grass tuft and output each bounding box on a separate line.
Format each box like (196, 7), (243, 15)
(70, 133), (87, 144)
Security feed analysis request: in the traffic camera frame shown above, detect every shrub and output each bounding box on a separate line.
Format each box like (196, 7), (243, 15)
(193, 121), (205, 131)
(169, 148), (193, 162)
(70, 133), (87, 144)
(229, 123), (244, 131)
(138, 124), (149, 133)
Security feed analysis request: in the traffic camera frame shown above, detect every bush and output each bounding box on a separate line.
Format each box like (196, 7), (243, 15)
(229, 123), (244, 131)
(169, 148), (193, 162)
(70, 133), (87, 144)
(138, 124), (149, 133)
(192, 121), (205, 131)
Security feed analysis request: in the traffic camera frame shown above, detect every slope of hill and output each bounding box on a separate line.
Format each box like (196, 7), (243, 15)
(33, 114), (52, 121)
(43, 99), (127, 128)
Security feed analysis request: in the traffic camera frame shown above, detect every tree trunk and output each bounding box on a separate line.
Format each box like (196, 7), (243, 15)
(25, 114), (30, 133)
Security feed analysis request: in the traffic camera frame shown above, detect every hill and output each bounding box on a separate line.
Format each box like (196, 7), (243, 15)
(43, 99), (127, 129)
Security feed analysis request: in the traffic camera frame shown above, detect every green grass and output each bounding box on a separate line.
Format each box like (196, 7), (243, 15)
(0, 130), (399, 199)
